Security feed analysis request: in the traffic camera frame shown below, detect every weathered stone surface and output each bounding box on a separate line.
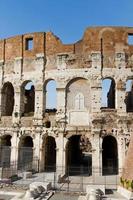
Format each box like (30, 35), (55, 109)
(0, 26), (132, 179)
(22, 172), (32, 180)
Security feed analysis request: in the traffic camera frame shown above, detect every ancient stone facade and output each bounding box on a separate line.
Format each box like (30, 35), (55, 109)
(0, 26), (133, 177)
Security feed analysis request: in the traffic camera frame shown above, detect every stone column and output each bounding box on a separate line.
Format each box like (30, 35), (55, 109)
(10, 130), (19, 173)
(117, 136), (125, 175)
(12, 57), (23, 124)
(91, 132), (101, 176)
(116, 79), (126, 113)
(56, 87), (66, 111)
(56, 134), (68, 176)
(34, 85), (44, 126)
(91, 79), (102, 113)
(32, 129), (42, 172)
(33, 53), (45, 125)
(56, 84), (66, 122)
(91, 52), (102, 113)
(39, 137), (45, 172)
(12, 86), (21, 124)
(118, 131), (130, 175)
(115, 52), (126, 112)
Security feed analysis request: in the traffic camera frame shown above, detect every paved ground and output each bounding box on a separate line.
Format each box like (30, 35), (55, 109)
(15, 172), (55, 186)
(0, 190), (127, 200)
(57, 175), (119, 192)
(50, 193), (79, 200)
(50, 191), (126, 200)
(14, 172), (119, 191)
(104, 190), (126, 200)
(12, 172), (126, 199)
(0, 191), (24, 200)
(0, 194), (13, 200)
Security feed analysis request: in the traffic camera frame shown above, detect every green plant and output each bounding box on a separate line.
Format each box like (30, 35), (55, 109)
(120, 177), (124, 187)
(120, 177), (133, 191)
(123, 179), (127, 188)
(131, 180), (133, 191)
(126, 180), (130, 189)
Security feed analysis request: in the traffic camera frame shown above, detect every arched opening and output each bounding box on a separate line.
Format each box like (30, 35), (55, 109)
(18, 136), (33, 170)
(66, 135), (92, 176)
(1, 82), (14, 116)
(21, 81), (35, 116)
(101, 78), (115, 109)
(0, 135), (11, 167)
(102, 135), (118, 175)
(125, 79), (133, 112)
(44, 80), (57, 111)
(43, 80), (57, 127)
(42, 136), (56, 172)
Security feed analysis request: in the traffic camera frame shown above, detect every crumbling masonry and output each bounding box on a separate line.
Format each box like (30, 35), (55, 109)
(0, 27), (133, 178)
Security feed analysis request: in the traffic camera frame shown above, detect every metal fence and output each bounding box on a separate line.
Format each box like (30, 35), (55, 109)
(0, 160), (121, 193)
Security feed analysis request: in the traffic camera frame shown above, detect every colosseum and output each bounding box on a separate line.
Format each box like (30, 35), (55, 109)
(0, 26), (132, 179)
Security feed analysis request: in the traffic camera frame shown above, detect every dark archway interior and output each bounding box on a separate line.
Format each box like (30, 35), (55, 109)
(1, 135), (11, 146)
(0, 135), (11, 167)
(24, 84), (35, 115)
(1, 83), (14, 116)
(44, 136), (56, 172)
(102, 136), (118, 175)
(67, 135), (92, 175)
(107, 80), (115, 108)
(22, 136), (33, 147)
(18, 136), (33, 170)
(126, 82), (133, 112)
(126, 91), (133, 112)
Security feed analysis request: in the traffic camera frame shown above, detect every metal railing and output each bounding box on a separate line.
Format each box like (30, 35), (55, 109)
(0, 160), (122, 193)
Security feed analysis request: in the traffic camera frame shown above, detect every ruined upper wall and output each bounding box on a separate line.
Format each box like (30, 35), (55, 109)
(0, 33), (46, 61)
(0, 27), (133, 68)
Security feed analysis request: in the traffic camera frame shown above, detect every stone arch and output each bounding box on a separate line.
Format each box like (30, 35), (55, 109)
(41, 135), (56, 172)
(18, 136), (33, 170)
(66, 77), (90, 110)
(1, 82), (14, 116)
(43, 79), (57, 113)
(66, 77), (89, 87)
(102, 135), (118, 175)
(0, 135), (12, 167)
(66, 134), (92, 175)
(99, 28), (115, 40)
(101, 77), (115, 108)
(20, 80), (35, 116)
(99, 28), (115, 67)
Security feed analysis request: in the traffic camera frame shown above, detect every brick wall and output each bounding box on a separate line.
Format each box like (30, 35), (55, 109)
(0, 27), (133, 69)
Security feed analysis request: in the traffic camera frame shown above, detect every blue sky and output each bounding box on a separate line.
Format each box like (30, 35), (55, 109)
(0, 0), (133, 43)
(1, 0), (133, 108)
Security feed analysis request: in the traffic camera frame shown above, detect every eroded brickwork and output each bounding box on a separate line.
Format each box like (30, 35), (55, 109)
(0, 27), (132, 178)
